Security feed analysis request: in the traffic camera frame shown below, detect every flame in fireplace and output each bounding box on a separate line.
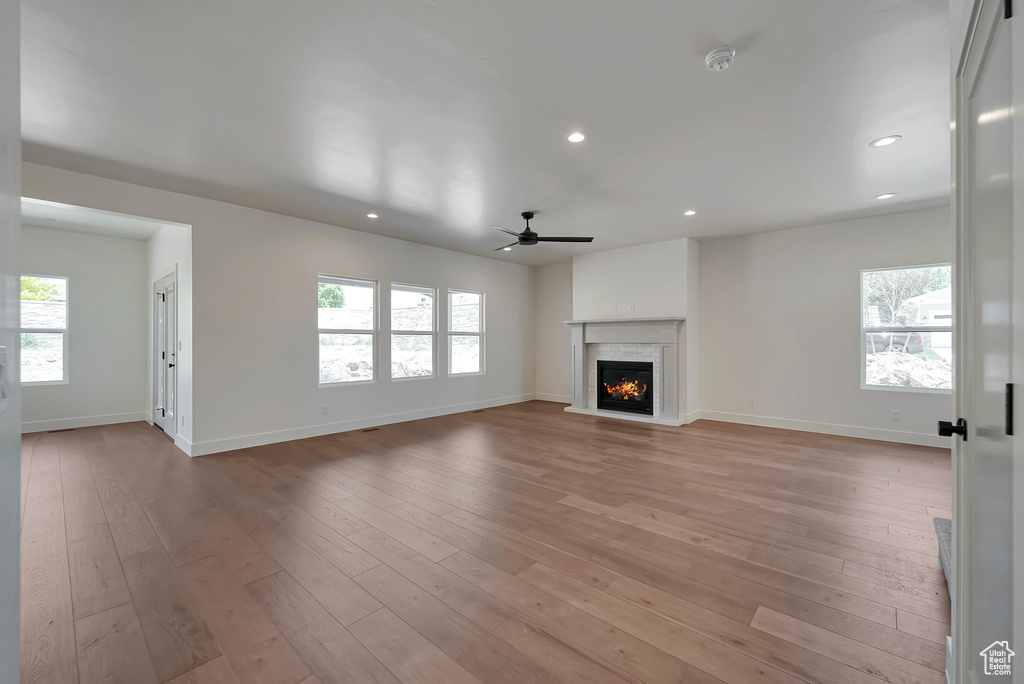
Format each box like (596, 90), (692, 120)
(603, 378), (648, 401)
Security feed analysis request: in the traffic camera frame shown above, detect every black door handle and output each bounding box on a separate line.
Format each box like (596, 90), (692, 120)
(167, 363), (175, 368)
(938, 418), (968, 441)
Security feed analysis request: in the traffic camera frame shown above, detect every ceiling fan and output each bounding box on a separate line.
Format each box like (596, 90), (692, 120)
(493, 211), (595, 251)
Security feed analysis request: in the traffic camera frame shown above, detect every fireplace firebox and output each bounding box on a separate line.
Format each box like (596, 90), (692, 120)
(597, 360), (654, 415)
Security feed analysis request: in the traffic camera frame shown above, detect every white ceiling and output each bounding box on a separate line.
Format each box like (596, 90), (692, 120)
(20, 0), (951, 266)
(21, 197), (180, 240)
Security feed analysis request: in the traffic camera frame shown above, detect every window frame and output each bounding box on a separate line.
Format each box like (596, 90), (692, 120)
(447, 288), (485, 377)
(20, 273), (70, 387)
(390, 282), (437, 381)
(317, 274), (378, 387)
(859, 263), (953, 394)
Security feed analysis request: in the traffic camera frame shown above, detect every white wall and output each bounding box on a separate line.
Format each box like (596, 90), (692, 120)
(699, 206), (953, 447)
(23, 162), (536, 456)
(21, 225), (148, 431)
(146, 221), (193, 450)
(572, 238), (696, 320)
(0, 0), (18, 675)
(534, 262), (572, 403)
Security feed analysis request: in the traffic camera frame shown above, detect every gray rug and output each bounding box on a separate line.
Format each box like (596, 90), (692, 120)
(934, 517), (952, 600)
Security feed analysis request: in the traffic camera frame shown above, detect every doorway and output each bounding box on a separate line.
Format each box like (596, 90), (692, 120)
(153, 271), (176, 435)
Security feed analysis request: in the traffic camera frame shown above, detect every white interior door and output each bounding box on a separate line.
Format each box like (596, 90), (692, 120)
(153, 274), (176, 434)
(952, 0), (1019, 679)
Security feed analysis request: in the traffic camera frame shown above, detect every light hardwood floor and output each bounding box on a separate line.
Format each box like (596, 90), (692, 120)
(20, 401), (952, 683)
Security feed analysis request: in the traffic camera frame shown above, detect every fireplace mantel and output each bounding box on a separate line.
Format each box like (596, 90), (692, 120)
(564, 318), (689, 426)
(565, 317), (686, 324)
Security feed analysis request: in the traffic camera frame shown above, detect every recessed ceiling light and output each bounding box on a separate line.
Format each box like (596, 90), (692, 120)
(367, 213), (379, 219)
(566, 131), (588, 143)
(869, 135), (902, 148)
(683, 210), (697, 217)
(875, 193), (897, 200)
(502, 247), (513, 251)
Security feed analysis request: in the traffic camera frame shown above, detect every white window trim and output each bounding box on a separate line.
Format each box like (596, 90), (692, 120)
(318, 274), (378, 387)
(860, 263), (952, 394)
(21, 273), (69, 387)
(390, 282), (437, 381)
(447, 289), (485, 377)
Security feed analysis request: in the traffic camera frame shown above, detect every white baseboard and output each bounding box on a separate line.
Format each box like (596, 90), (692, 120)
(697, 410), (951, 448)
(175, 433), (193, 457)
(22, 411), (149, 433)
(535, 393), (571, 404)
(189, 393), (537, 456)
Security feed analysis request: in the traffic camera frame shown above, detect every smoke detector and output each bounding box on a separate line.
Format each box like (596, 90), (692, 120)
(705, 46), (736, 72)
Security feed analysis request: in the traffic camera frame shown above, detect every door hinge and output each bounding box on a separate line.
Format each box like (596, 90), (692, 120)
(1007, 0), (1014, 19)
(1007, 383), (1015, 436)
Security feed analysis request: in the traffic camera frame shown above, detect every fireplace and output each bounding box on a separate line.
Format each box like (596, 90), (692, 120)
(597, 360), (654, 415)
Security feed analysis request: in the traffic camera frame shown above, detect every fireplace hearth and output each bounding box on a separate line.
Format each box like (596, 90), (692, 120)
(597, 360), (654, 415)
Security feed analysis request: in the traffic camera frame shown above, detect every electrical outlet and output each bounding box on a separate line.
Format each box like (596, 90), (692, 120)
(891, 409), (901, 422)
(321, 405), (328, 416)
(628, 303), (636, 311)
(748, 398), (756, 408)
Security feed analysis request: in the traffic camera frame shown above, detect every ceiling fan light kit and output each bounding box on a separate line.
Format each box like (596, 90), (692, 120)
(493, 211), (595, 251)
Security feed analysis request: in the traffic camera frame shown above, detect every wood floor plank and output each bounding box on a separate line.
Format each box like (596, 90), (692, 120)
(99, 492), (164, 559)
(251, 525), (382, 626)
(273, 482), (371, 536)
(896, 608), (951, 643)
(750, 606), (945, 684)
(348, 607), (482, 684)
(266, 503), (382, 576)
(518, 563), (805, 684)
(67, 522), (133, 619)
(383, 500), (536, 575)
(247, 571), (400, 684)
(334, 495), (460, 561)
(353, 564), (553, 684)
(180, 556), (311, 684)
(21, 559), (78, 684)
(21, 493), (67, 570)
(148, 505), (282, 584)
(165, 656), (240, 684)
(122, 547), (222, 682)
(349, 527), (518, 631)
(75, 602), (160, 684)
(62, 477), (107, 531)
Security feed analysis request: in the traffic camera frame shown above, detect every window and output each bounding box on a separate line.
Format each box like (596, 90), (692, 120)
(391, 283), (435, 379)
(448, 289), (484, 375)
(318, 275), (376, 384)
(21, 274), (68, 385)
(861, 264), (952, 392)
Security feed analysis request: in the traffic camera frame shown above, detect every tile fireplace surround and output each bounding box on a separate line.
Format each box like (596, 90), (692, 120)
(565, 318), (688, 426)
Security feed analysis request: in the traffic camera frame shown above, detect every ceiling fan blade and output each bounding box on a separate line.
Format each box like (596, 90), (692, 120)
(493, 226), (522, 238)
(493, 242), (519, 251)
(535, 236), (595, 243)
